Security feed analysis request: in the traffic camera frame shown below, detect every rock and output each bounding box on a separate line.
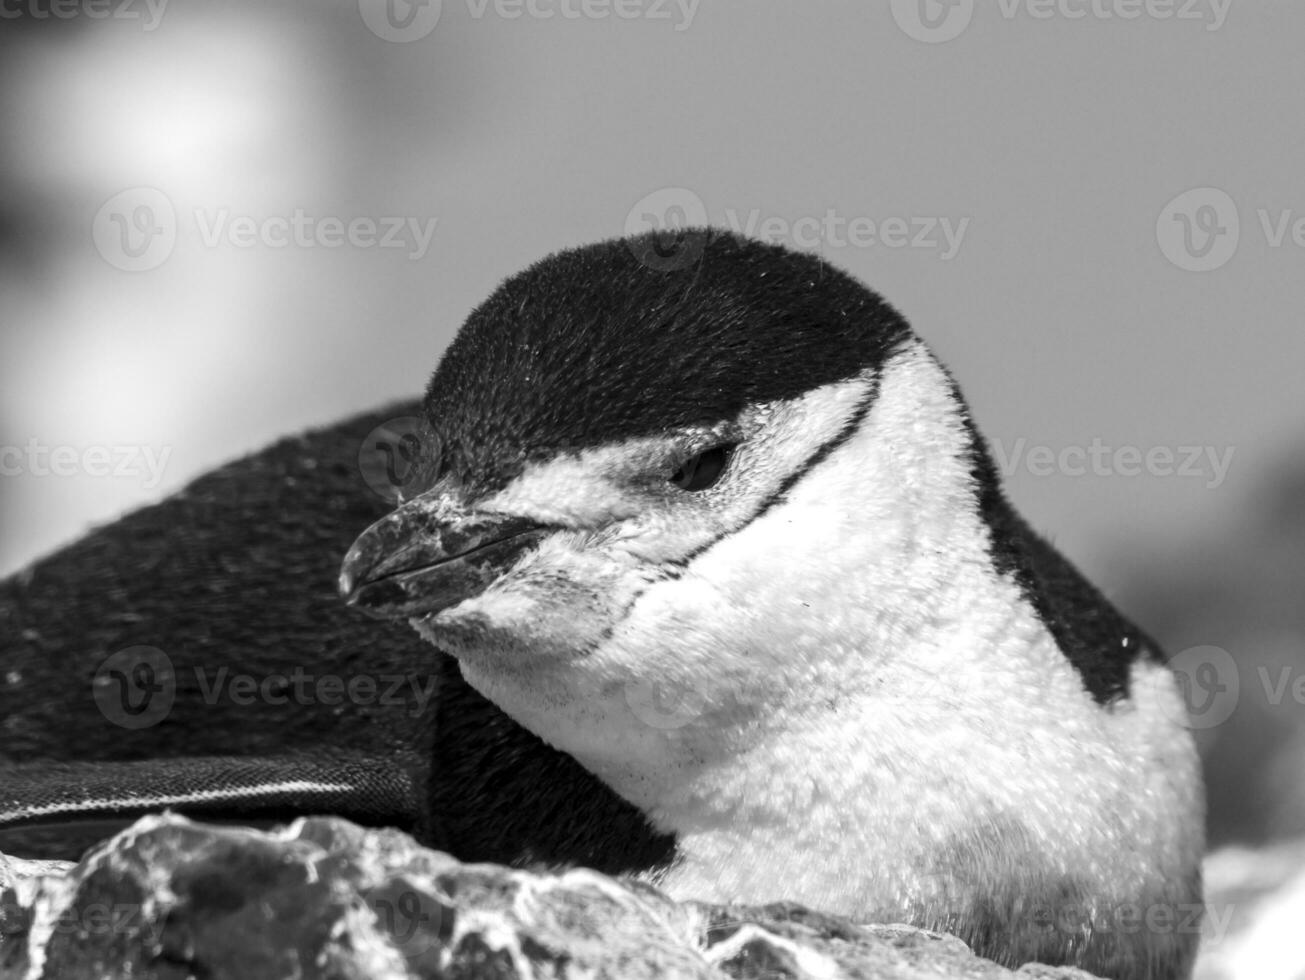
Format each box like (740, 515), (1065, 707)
(0, 852), (73, 942)
(0, 853), (72, 890)
(0, 814), (1106, 980)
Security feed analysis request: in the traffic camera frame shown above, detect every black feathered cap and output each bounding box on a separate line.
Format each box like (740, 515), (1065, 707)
(422, 229), (912, 494)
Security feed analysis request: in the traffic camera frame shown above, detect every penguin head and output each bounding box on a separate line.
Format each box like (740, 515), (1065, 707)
(339, 229), (938, 775)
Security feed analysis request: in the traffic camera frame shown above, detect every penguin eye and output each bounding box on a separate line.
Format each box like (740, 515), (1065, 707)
(670, 444), (734, 492)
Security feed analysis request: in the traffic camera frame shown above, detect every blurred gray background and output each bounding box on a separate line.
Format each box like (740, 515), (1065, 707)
(0, 0), (1301, 848)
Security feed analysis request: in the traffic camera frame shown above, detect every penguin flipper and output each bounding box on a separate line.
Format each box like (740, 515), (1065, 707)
(0, 753), (420, 861)
(0, 403), (434, 769)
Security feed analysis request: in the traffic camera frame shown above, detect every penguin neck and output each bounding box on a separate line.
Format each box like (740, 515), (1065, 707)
(581, 526), (1064, 877)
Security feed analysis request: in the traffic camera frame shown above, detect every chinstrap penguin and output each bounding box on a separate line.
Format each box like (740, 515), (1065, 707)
(340, 229), (1205, 979)
(0, 228), (1203, 979)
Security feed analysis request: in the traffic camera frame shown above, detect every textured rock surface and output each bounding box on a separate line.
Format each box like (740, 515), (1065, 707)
(0, 814), (1106, 980)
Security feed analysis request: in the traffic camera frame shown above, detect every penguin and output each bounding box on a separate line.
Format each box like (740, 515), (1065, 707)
(0, 229), (1203, 979)
(339, 229), (1205, 979)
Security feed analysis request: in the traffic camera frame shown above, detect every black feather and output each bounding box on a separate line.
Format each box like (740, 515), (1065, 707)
(423, 229), (913, 495)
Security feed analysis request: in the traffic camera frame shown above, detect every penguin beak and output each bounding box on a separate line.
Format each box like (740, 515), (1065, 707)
(339, 494), (553, 620)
